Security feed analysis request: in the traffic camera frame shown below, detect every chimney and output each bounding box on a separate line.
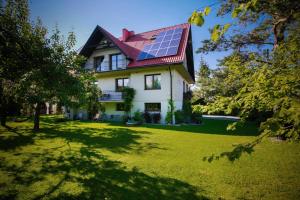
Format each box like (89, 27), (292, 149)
(122, 28), (134, 42)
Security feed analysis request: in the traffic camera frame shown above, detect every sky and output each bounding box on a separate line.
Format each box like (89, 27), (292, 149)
(29, 0), (232, 71)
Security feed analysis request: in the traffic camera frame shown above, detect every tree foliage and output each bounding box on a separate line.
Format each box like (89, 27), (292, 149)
(122, 87), (136, 115)
(0, 0), (33, 126)
(0, 0), (99, 130)
(190, 0), (300, 139)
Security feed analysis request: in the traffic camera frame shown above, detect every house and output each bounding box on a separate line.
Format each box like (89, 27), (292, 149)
(67, 23), (195, 123)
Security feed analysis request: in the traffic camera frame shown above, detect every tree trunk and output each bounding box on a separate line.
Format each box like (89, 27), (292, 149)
(33, 102), (41, 131)
(273, 16), (290, 48)
(0, 82), (6, 127)
(0, 108), (6, 127)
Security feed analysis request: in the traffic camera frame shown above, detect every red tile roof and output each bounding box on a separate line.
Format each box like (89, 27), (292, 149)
(97, 23), (191, 68)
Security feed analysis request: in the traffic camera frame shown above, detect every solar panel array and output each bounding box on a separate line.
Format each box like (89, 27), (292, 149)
(137, 28), (183, 61)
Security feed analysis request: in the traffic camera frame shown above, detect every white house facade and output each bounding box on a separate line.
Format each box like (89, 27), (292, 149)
(67, 23), (195, 123)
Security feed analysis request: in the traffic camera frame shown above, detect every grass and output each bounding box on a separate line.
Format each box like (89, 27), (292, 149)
(0, 115), (299, 200)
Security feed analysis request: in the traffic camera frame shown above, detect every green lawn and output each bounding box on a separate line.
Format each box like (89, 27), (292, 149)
(0, 116), (299, 200)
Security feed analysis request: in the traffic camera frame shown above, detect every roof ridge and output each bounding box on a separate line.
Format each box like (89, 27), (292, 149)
(100, 23), (190, 41)
(131, 23), (190, 36)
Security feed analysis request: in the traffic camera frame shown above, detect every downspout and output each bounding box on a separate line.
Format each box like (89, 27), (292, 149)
(168, 66), (174, 125)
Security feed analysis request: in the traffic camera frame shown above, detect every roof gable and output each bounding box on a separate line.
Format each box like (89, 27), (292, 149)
(79, 26), (133, 59)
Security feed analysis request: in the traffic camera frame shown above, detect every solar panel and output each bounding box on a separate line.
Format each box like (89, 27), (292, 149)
(137, 28), (183, 61)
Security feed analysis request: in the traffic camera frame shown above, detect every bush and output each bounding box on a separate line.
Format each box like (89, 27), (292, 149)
(191, 112), (202, 124)
(165, 99), (175, 124)
(165, 112), (172, 124)
(133, 110), (143, 124)
(174, 110), (184, 124)
(152, 113), (161, 123)
(182, 91), (193, 123)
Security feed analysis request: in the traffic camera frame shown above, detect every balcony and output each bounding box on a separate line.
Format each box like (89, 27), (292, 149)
(86, 59), (127, 72)
(99, 90), (123, 102)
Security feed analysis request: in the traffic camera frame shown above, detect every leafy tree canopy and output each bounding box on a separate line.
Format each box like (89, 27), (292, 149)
(0, 0), (99, 130)
(190, 0), (300, 139)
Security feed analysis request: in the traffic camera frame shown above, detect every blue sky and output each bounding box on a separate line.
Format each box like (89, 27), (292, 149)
(29, 0), (231, 71)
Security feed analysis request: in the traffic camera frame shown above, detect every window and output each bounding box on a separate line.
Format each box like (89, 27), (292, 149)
(110, 53), (123, 70)
(116, 78), (129, 91)
(145, 103), (161, 112)
(145, 74), (161, 90)
(94, 56), (104, 71)
(116, 103), (125, 111)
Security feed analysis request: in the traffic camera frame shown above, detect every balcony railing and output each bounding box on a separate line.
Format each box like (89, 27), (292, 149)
(86, 59), (127, 72)
(99, 90), (123, 102)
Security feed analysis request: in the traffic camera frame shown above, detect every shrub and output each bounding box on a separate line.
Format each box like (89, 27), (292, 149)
(143, 112), (152, 123)
(133, 110), (143, 124)
(174, 110), (184, 124)
(182, 91), (193, 123)
(165, 99), (175, 124)
(191, 111), (202, 124)
(152, 113), (161, 123)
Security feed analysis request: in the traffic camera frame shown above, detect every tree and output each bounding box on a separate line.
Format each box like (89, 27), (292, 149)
(0, 0), (33, 126)
(85, 79), (102, 120)
(193, 58), (216, 103)
(190, 0), (300, 51)
(1, 0), (99, 131)
(18, 24), (97, 131)
(190, 0), (300, 139)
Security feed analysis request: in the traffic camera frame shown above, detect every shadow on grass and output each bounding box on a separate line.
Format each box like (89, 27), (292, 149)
(40, 115), (259, 137)
(1, 118), (207, 199)
(36, 147), (206, 200)
(106, 119), (259, 137)
(39, 127), (165, 154)
(203, 134), (266, 162)
(0, 127), (35, 151)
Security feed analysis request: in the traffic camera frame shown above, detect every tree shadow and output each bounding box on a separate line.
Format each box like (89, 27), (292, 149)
(106, 119), (259, 137)
(203, 134), (266, 163)
(38, 126), (161, 154)
(0, 117), (208, 199)
(0, 142), (208, 199)
(0, 127), (35, 151)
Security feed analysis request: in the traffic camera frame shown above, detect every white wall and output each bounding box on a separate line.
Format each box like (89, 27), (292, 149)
(98, 75), (129, 91)
(172, 69), (185, 112)
(130, 69), (170, 123)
